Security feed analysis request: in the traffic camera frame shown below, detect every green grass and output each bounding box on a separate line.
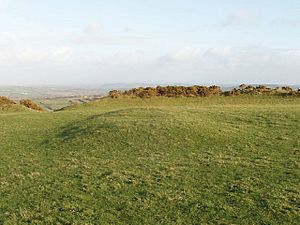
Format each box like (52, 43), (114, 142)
(0, 96), (299, 224)
(0, 104), (29, 114)
(35, 98), (77, 111)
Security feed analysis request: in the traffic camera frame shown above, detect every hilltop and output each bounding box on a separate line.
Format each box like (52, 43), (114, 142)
(0, 95), (299, 224)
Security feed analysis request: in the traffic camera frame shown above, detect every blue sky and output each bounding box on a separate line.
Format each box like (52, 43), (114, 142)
(0, 0), (299, 86)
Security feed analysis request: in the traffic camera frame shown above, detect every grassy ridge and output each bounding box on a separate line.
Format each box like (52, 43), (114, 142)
(0, 96), (300, 224)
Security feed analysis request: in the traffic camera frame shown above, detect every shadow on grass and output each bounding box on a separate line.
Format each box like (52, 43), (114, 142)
(46, 108), (172, 143)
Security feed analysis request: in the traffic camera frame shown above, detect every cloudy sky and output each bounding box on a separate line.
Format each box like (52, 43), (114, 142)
(0, 0), (299, 86)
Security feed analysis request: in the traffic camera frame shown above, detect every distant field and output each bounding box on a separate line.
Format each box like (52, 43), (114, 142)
(36, 96), (103, 111)
(0, 86), (105, 99)
(0, 96), (299, 224)
(0, 86), (104, 111)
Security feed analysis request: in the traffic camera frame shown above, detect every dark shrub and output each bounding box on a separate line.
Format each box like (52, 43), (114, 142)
(109, 90), (122, 98)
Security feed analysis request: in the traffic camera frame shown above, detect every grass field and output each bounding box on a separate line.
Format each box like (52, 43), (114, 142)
(0, 96), (299, 224)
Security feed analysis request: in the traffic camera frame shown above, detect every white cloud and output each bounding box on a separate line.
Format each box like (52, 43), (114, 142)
(286, 49), (300, 57)
(0, 32), (17, 49)
(0, 32), (299, 86)
(84, 23), (103, 34)
(160, 47), (238, 66)
(72, 33), (145, 46)
(271, 18), (300, 27)
(123, 27), (135, 33)
(224, 10), (257, 26)
(50, 47), (74, 62)
(162, 47), (202, 62)
(156, 46), (300, 84)
(101, 51), (145, 65)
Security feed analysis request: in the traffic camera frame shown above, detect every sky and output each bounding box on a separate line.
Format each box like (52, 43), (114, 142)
(0, 0), (299, 86)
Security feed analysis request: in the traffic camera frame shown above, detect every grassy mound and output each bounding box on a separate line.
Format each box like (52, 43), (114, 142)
(0, 96), (299, 224)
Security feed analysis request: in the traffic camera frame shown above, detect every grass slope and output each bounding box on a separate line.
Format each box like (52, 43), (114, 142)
(0, 96), (299, 224)
(0, 104), (30, 114)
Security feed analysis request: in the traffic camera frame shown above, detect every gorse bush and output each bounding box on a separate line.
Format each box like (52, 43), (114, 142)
(109, 85), (223, 98)
(0, 97), (44, 111)
(224, 84), (300, 96)
(19, 99), (44, 111)
(109, 84), (300, 98)
(0, 96), (16, 109)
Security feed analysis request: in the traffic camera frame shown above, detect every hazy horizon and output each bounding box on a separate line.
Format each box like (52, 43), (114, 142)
(1, 82), (300, 89)
(1, 0), (299, 86)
